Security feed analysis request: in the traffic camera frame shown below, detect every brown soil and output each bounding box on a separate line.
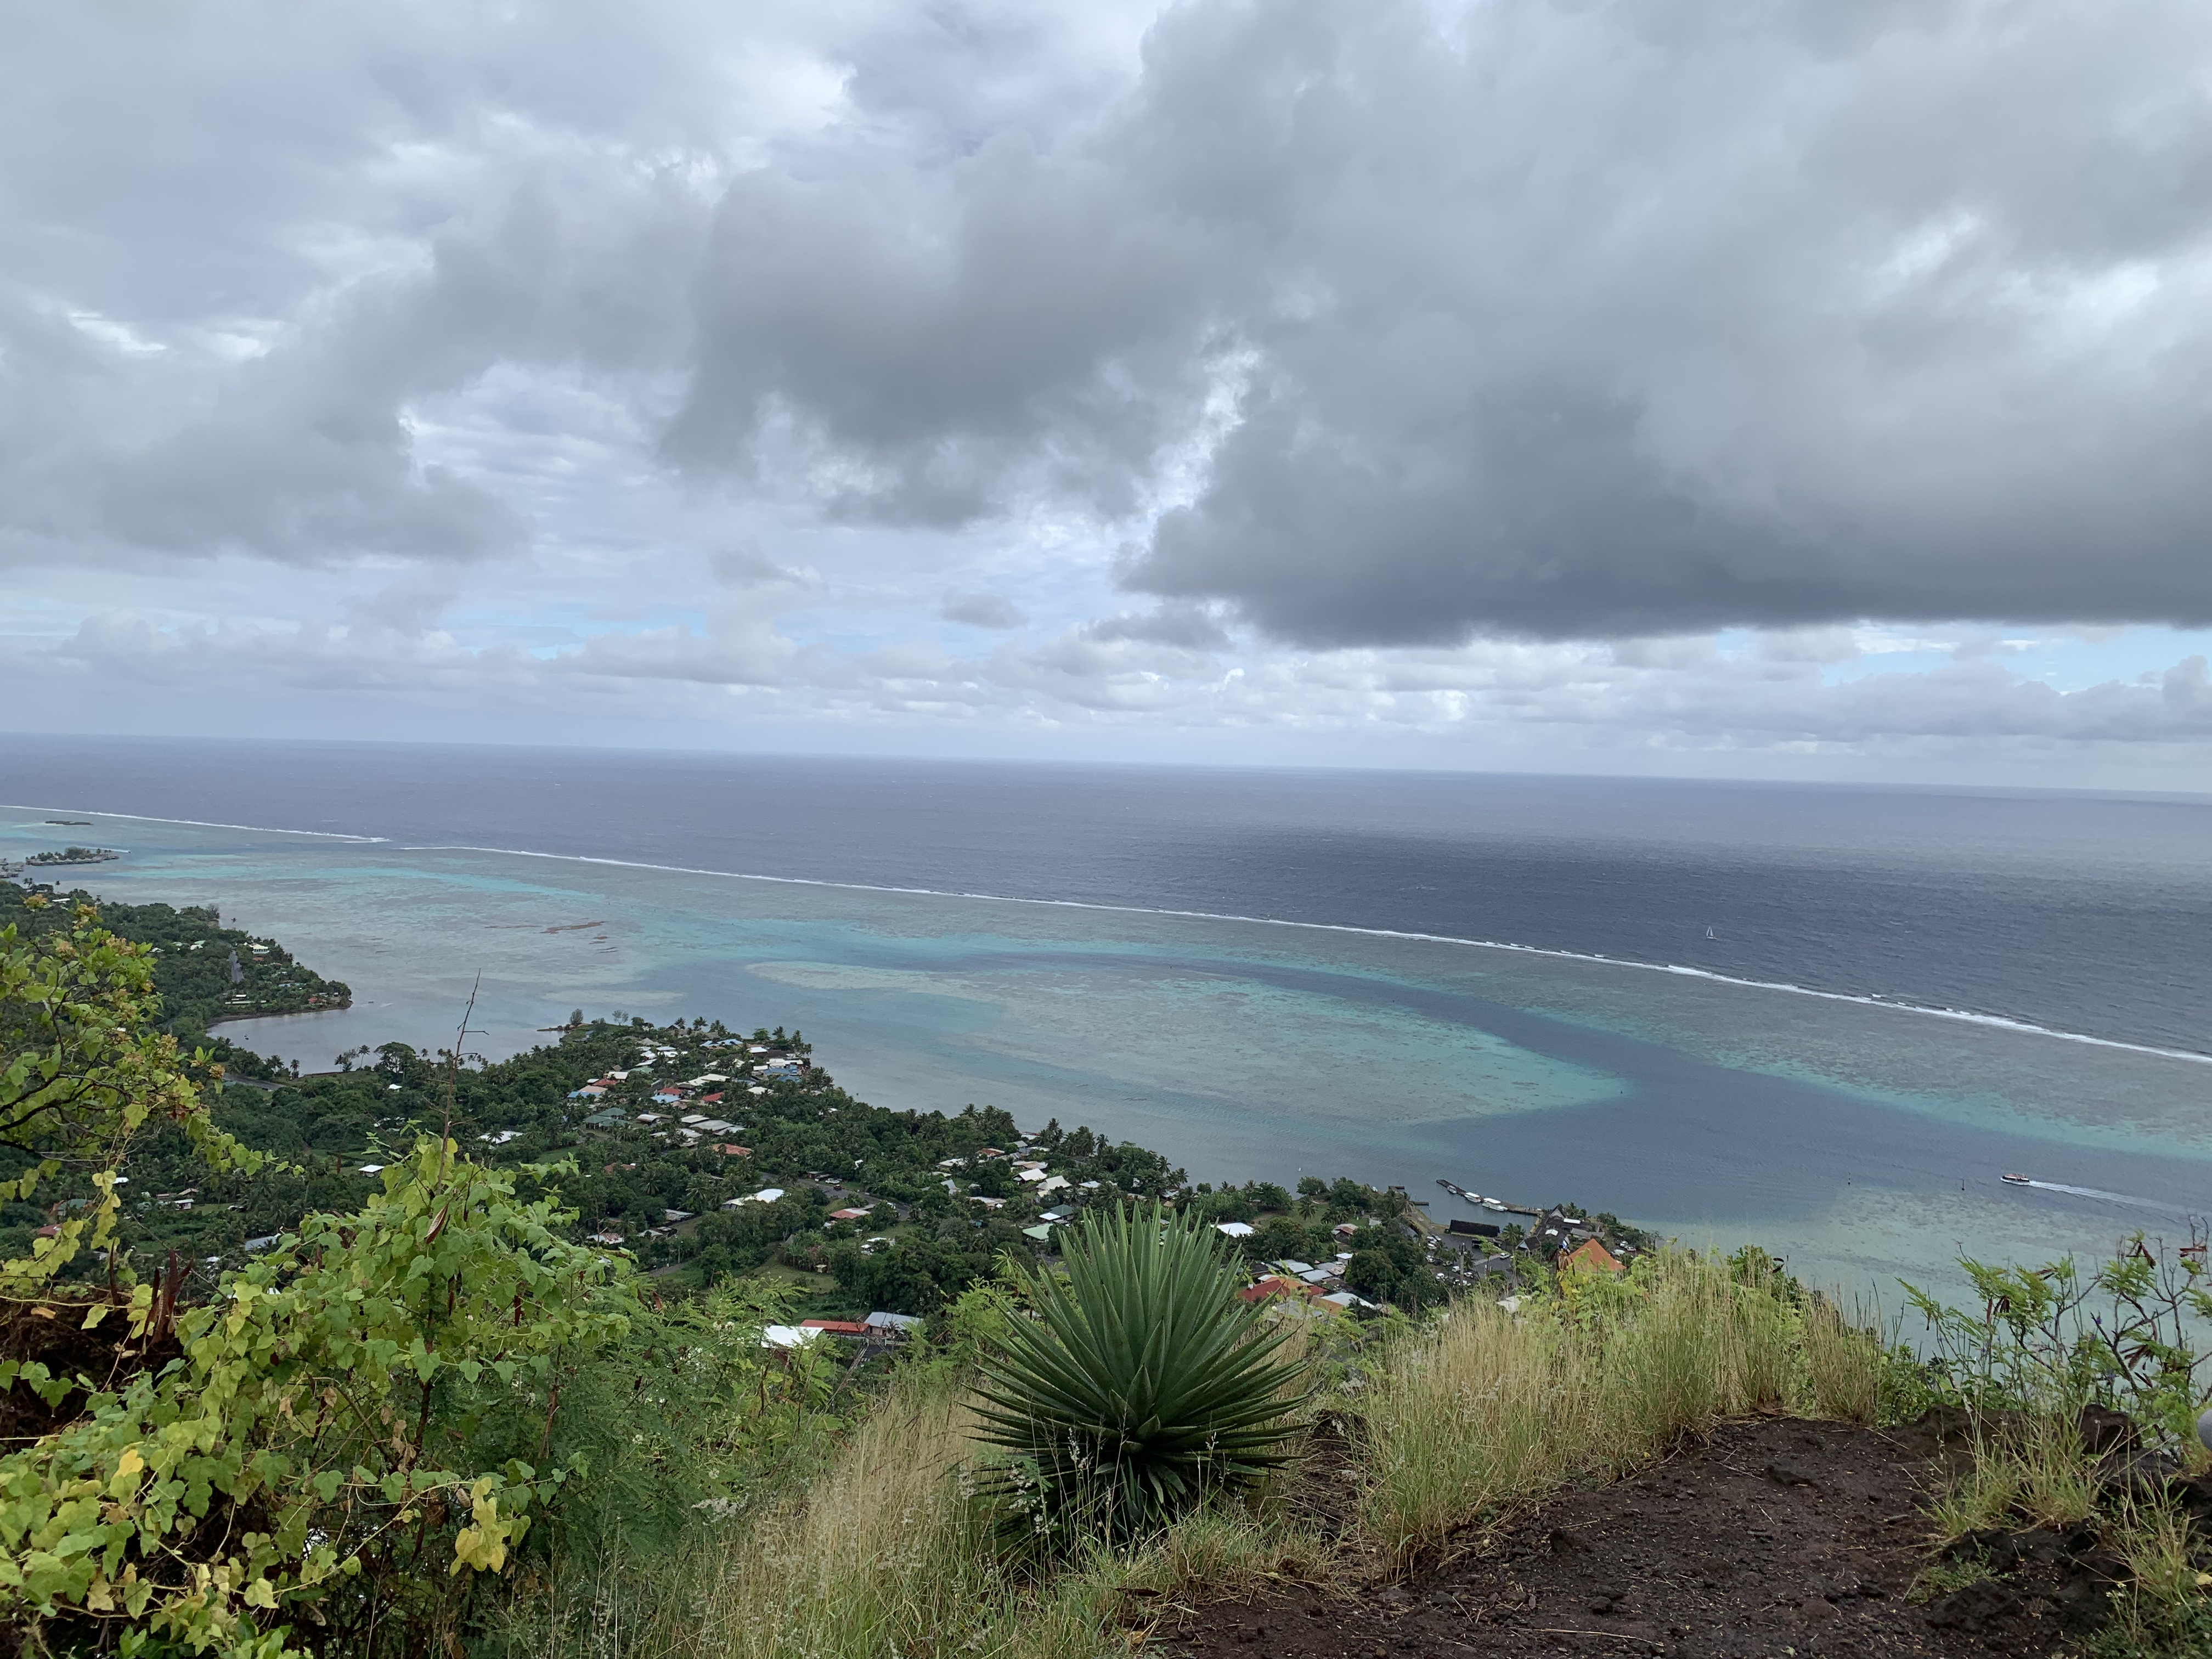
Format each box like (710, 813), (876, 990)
(1150, 1415), (2117, 1658)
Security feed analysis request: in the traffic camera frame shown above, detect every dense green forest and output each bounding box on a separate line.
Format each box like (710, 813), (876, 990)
(0, 879), (349, 1063)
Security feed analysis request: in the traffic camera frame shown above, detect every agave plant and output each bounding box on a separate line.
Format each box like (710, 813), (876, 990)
(970, 1203), (1306, 1545)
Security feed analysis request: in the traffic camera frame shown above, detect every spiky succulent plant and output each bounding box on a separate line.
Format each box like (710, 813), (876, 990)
(970, 1203), (1305, 1545)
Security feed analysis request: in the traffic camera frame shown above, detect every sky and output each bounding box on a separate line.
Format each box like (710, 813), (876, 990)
(2, 0), (2207, 788)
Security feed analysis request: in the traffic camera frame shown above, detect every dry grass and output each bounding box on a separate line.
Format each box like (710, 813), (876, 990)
(555, 1250), (1893, 1657)
(1357, 1250), (1882, 1559)
(599, 1372), (1317, 1659)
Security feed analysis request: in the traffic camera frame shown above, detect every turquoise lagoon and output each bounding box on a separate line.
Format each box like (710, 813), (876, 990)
(7, 808), (2206, 1305)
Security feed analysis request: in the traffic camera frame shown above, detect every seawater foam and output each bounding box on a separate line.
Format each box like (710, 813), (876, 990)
(12, 798), (2206, 1069)
(0, 802), (386, 842)
(394, 840), (2212, 1068)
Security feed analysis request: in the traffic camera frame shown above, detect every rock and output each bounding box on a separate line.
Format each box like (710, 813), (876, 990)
(1546, 1526), (1585, 1554)
(1926, 1578), (2019, 1634)
(2100, 1446), (2185, 1502)
(2076, 1403), (2139, 1457)
(1762, 1463), (1814, 1488)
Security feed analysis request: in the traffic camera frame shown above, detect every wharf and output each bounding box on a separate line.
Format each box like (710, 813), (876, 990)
(1436, 1178), (1543, 1218)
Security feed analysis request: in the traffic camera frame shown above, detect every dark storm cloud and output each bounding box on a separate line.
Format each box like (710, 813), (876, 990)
(7, 0), (2205, 647)
(670, 0), (2211, 641)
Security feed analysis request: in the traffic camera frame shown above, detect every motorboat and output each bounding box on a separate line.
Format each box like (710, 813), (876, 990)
(2001, 1172), (2032, 1184)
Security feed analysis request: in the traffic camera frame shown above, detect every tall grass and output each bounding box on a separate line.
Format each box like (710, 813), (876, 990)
(1359, 1250), (1881, 1559)
(514, 1249), (1893, 1656)
(601, 1369), (1314, 1659)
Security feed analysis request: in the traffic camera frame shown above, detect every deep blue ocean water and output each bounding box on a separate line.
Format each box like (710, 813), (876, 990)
(1, 733), (2205, 1296)
(0, 734), (2202, 1052)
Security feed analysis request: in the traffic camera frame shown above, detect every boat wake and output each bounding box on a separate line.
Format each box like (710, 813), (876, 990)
(2006, 1178), (2201, 1217)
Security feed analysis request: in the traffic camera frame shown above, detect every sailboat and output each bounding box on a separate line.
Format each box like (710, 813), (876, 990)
(1705, 926), (1717, 940)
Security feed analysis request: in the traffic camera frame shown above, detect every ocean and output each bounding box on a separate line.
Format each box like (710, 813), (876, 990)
(2, 733), (2205, 1302)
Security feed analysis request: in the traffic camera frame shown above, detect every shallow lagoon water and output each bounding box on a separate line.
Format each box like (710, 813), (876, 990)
(6, 808), (2205, 1305)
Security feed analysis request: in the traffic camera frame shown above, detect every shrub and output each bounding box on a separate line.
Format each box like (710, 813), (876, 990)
(969, 1203), (1305, 1547)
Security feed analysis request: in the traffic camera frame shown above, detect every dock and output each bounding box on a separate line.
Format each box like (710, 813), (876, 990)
(1436, 1178), (1543, 1217)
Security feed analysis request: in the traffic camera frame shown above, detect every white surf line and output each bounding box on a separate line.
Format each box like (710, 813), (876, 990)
(2017, 1180), (2202, 1216)
(0, 802), (386, 842)
(393, 840), (2212, 1068)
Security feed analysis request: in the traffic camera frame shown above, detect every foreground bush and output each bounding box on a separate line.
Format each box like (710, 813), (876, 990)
(970, 1204), (1305, 1548)
(1, 1136), (634, 1656)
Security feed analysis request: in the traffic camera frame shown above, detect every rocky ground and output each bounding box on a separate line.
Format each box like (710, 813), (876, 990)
(1152, 1415), (2145, 1658)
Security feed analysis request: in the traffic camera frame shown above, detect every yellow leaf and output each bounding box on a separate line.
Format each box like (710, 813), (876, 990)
(245, 1577), (277, 1609)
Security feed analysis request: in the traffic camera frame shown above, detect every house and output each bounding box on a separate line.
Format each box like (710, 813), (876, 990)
(1039, 1206), (1076, 1222)
(1016, 1166), (1049, 1183)
(1035, 1175), (1071, 1195)
(971, 1195), (1007, 1209)
(828, 1207), (870, 1222)
(1448, 1218), (1502, 1237)
(1238, 1274), (1323, 1305)
(582, 1109), (627, 1128)
(1215, 1221), (1256, 1238)
(1319, 1290), (1374, 1310)
(663, 1209), (695, 1223)
(713, 1144), (753, 1157)
(799, 1319), (870, 1337)
(865, 1311), (923, 1339)
(588, 1230), (625, 1245)
(723, 1187), (787, 1208)
(567, 1085), (608, 1099)
(1021, 1224), (1054, 1243)
(763, 1325), (818, 1349)
(1559, 1238), (1625, 1275)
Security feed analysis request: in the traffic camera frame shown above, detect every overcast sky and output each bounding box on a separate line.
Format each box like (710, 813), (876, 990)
(3, 0), (2207, 787)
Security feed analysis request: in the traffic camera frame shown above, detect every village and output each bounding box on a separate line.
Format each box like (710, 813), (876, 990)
(537, 1019), (1655, 1356)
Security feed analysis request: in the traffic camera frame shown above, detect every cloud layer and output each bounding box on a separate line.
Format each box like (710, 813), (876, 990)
(2, 0), (2206, 777)
(670, 0), (2211, 642)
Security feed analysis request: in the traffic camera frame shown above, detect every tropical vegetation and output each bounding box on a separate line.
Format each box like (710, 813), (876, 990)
(2, 888), (2207, 1657)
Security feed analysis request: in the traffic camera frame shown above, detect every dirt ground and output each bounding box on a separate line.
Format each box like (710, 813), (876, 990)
(1150, 1415), (2121, 1658)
